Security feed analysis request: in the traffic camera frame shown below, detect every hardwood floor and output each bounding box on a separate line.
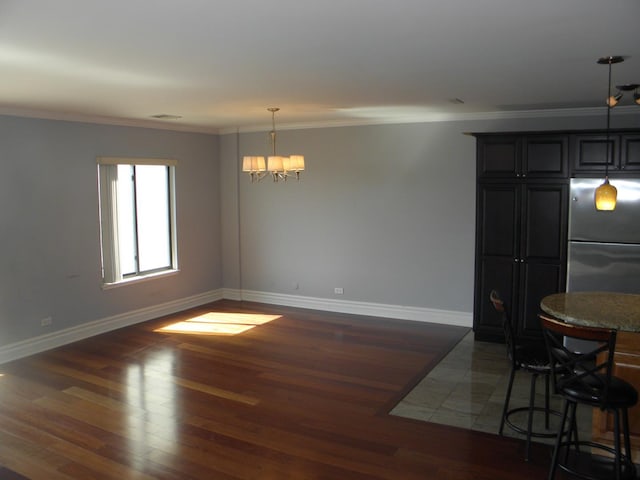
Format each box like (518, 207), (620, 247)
(0, 300), (554, 479)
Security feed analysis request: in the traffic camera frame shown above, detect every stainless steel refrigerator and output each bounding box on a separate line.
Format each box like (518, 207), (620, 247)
(568, 178), (640, 294)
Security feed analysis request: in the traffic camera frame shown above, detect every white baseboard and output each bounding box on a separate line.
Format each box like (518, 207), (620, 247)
(233, 289), (472, 328)
(0, 289), (224, 364)
(221, 288), (243, 301)
(0, 288), (471, 365)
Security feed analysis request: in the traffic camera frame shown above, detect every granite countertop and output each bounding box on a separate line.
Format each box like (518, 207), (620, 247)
(540, 291), (640, 332)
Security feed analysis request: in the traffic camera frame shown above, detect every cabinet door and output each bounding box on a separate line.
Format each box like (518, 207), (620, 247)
(517, 184), (568, 338)
(518, 262), (565, 338)
(571, 134), (620, 173)
(523, 136), (568, 178)
(474, 183), (520, 340)
(621, 134), (640, 171)
(478, 184), (519, 257)
(520, 183), (568, 260)
(477, 136), (520, 178)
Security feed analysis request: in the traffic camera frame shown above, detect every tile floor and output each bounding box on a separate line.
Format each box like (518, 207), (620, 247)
(391, 331), (592, 445)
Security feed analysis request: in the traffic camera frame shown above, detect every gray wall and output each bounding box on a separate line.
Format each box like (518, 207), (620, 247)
(220, 112), (640, 315)
(0, 115), (221, 346)
(2, 109), (638, 349)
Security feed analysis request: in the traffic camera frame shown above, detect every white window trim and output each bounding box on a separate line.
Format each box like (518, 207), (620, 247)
(97, 157), (179, 287)
(101, 268), (180, 290)
(97, 156), (179, 166)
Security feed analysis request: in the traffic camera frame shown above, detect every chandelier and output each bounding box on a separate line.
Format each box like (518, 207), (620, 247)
(593, 56), (638, 211)
(242, 107), (305, 182)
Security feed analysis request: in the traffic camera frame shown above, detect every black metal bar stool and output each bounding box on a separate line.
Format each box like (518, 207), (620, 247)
(489, 290), (563, 461)
(540, 314), (638, 480)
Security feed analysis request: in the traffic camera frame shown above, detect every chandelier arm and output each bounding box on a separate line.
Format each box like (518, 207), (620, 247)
(249, 171), (268, 183)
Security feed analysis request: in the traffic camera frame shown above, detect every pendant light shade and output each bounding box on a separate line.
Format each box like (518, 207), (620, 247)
(594, 177), (617, 211)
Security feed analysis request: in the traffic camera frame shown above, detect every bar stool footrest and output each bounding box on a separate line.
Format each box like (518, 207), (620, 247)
(504, 406), (563, 439)
(556, 440), (637, 480)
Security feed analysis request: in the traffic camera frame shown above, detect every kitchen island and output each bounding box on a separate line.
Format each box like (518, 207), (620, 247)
(541, 291), (640, 331)
(541, 291), (640, 458)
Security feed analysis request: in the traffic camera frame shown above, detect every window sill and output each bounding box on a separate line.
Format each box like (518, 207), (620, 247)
(101, 269), (180, 290)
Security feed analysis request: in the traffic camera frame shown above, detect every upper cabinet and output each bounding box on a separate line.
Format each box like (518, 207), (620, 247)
(477, 136), (519, 177)
(571, 132), (640, 174)
(524, 136), (569, 177)
(477, 135), (568, 179)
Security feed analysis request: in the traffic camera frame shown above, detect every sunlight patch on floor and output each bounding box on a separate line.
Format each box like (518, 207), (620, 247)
(155, 312), (282, 336)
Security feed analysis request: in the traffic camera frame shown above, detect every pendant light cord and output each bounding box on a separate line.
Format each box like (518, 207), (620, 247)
(269, 107), (279, 156)
(605, 59), (612, 179)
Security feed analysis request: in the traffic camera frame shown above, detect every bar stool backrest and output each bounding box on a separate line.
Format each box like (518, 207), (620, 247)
(489, 290), (517, 368)
(539, 314), (616, 410)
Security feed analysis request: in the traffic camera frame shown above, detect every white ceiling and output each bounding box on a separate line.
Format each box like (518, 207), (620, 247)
(1, 0), (639, 133)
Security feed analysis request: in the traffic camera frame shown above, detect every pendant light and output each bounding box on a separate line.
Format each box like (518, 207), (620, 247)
(594, 56), (623, 211)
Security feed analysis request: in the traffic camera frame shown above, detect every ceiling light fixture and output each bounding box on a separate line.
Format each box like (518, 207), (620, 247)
(150, 114), (183, 120)
(242, 108), (305, 182)
(594, 56), (623, 211)
(610, 83), (640, 107)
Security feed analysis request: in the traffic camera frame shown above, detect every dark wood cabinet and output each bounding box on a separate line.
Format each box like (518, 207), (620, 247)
(518, 183), (568, 337)
(477, 136), (520, 177)
(523, 135), (569, 178)
(473, 128), (640, 341)
(478, 135), (568, 179)
(622, 134), (640, 171)
(572, 132), (640, 174)
(474, 134), (569, 341)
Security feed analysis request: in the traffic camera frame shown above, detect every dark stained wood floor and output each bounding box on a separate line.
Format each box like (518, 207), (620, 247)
(0, 300), (554, 479)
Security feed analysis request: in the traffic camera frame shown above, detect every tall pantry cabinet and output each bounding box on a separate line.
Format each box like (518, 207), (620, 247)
(473, 134), (569, 341)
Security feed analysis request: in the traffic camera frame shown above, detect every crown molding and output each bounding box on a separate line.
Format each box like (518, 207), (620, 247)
(219, 105), (639, 134)
(0, 106), (220, 134)
(1, 104), (637, 136)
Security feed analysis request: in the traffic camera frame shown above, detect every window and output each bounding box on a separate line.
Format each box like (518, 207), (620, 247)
(97, 157), (178, 285)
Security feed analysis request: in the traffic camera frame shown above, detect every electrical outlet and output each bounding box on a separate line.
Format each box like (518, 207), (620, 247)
(334, 287), (344, 295)
(41, 316), (53, 327)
